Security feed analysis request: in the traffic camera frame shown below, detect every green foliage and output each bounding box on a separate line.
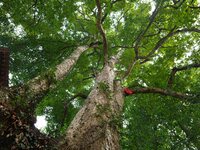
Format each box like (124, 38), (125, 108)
(121, 94), (200, 150)
(1, 0), (200, 149)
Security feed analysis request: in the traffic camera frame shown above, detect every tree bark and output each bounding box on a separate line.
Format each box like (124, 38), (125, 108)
(59, 51), (124, 150)
(27, 46), (89, 95)
(0, 46), (89, 149)
(1, 46), (124, 149)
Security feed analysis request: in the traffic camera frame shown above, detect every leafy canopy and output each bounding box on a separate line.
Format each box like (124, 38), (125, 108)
(0, 0), (200, 149)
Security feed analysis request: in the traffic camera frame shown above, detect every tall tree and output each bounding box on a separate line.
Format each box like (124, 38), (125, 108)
(0, 0), (200, 149)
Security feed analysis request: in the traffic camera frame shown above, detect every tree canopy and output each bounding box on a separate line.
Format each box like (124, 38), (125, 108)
(0, 0), (200, 149)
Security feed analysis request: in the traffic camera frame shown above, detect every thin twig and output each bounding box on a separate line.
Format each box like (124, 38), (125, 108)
(101, 0), (123, 23)
(165, 0), (186, 9)
(111, 45), (133, 49)
(189, 6), (200, 9)
(122, 58), (137, 80)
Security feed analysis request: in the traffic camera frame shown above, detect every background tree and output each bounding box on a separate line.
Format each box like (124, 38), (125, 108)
(0, 0), (200, 149)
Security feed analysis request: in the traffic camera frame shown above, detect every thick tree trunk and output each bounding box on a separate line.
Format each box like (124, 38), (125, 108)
(59, 52), (124, 150)
(1, 46), (124, 149)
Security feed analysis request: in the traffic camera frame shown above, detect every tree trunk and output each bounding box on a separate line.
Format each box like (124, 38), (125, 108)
(19, 45), (89, 115)
(0, 46), (124, 149)
(0, 46), (89, 149)
(59, 54), (124, 149)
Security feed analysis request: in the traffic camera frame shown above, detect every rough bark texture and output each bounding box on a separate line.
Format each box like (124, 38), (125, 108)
(28, 46), (89, 95)
(55, 46), (89, 80)
(59, 51), (124, 150)
(0, 46), (123, 149)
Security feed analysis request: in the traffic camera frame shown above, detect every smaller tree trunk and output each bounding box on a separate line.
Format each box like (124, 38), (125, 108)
(27, 46), (89, 95)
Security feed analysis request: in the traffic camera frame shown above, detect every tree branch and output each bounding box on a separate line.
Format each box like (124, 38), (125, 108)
(96, 0), (108, 65)
(144, 28), (165, 37)
(27, 45), (90, 96)
(122, 3), (163, 80)
(189, 6), (200, 9)
(175, 28), (200, 33)
(134, 2), (162, 59)
(132, 87), (199, 103)
(165, 0), (186, 9)
(167, 63), (200, 88)
(111, 45), (133, 49)
(122, 58), (137, 80)
(140, 27), (200, 64)
(101, 0), (123, 23)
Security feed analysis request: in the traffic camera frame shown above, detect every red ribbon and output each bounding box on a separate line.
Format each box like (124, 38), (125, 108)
(123, 88), (135, 95)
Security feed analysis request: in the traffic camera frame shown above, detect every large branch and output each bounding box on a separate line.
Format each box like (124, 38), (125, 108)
(134, 2), (161, 59)
(122, 3), (162, 80)
(141, 28), (200, 63)
(96, 0), (108, 65)
(167, 63), (200, 88)
(133, 87), (199, 103)
(27, 45), (89, 95)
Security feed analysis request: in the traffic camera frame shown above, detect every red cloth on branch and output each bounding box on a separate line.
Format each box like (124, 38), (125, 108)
(123, 88), (135, 95)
